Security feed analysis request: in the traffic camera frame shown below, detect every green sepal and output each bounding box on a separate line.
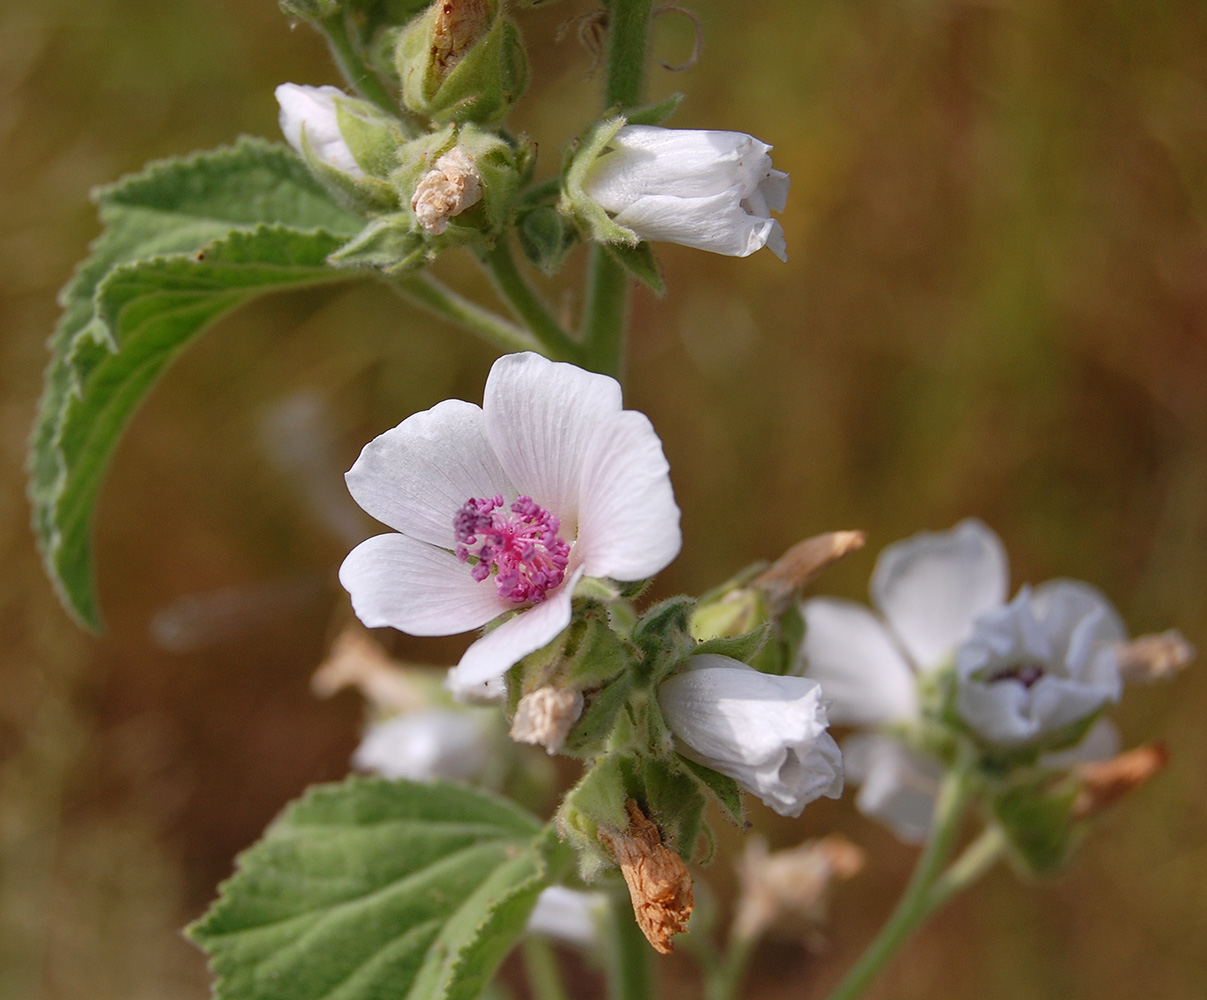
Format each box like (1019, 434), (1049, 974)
(629, 596), (696, 684)
(991, 778), (1082, 877)
(642, 757), (710, 864)
(692, 623), (772, 666)
(396, 4), (527, 126)
(327, 213), (429, 270)
(334, 96), (414, 176)
(559, 115), (639, 246)
(623, 93), (684, 126)
(516, 205), (578, 275)
(278, 0), (343, 22)
(561, 675), (634, 759)
(299, 128), (400, 214)
(678, 755), (747, 828)
(556, 754), (634, 880)
(602, 240), (664, 295)
(188, 776), (557, 1000)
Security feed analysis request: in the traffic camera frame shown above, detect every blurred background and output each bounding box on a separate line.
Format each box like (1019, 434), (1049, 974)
(2, 0), (1205, 997)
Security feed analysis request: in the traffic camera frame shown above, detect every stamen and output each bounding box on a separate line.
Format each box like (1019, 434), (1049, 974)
(454, 495), (571, 604)
(986, 661), (1046, 689)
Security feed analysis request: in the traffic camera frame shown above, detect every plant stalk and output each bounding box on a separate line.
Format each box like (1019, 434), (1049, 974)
(478, 239), (583, 363)
(383, 272), (541, 354)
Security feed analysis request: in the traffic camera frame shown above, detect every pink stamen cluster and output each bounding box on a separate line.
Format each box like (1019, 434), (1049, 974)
(454, 494), (571, 604)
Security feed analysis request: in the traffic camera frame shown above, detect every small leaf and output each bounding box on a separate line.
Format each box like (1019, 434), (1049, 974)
(189, 777), (553, 1000)
(624, 93), (684, 127)
(692, 623), (772, 665)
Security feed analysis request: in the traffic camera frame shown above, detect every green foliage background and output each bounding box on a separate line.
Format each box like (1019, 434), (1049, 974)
(1, 1), (1205, 998)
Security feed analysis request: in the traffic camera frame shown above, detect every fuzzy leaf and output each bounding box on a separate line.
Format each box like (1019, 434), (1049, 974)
(678, 756), (746, 827)
(189, 777), (552, 1000)
(30, 139), (364, 627)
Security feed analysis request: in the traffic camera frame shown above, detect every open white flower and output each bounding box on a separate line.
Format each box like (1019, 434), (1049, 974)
(275, 83), (364, 177)
(352, 709), (497, 782)
(339, 352), (681, 690)
(658, 654), (843, 818)
(582, 125), (790, 260)
(955, 581), (1124, 746)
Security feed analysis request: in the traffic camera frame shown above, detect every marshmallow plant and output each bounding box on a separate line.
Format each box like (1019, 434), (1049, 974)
(29, 2), (1191, 1000)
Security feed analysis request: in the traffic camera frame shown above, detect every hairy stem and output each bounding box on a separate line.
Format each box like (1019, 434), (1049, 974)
(479, 239), (583, 363)
(820, 754), (978, 1000)
(319, 12), (397, 114)
(606, 896), (654, 1000)
(383, 272), (541, 354)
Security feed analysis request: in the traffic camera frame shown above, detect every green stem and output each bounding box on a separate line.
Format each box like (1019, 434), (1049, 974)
(581, 0), (654, 381)
(706, 932), (756, 1000)
(606, 896), (654, 1000)
(927, 826), (1007, 911)
(383, 272), (542, 354)
(821, 755), (978, 1000)
(478, 238), (583, 363)
(522, 936), (570, 1000)
(320, 12), (397, 114)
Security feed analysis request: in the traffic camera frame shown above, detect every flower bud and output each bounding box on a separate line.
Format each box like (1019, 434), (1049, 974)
(658, 654), (843, 817)
(569, 124), (790, 259)
(352, 708), (499, 782)
(276, 83), (365, 177)
(598, 800), (694, 954)
(395, 0), (527, 125)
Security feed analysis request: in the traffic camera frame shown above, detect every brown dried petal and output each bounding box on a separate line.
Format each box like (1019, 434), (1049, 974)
(431, 0), (492, 76)
(1115, 630), (1195, 684)
(753, 530), (866, 613)
(311, 628), (428, 713)
(598, 800), (694, 954)
(1072, 742), (1170, 820)
(509, 685), (583, 753)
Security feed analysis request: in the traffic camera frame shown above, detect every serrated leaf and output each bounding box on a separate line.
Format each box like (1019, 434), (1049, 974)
(30, 139), (364, 627)
(189, 777), (553, 1000)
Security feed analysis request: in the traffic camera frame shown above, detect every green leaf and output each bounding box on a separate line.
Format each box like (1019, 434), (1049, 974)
(30, 139), (364, 627)
(678, 756), (746, 827)
(602, 241), (664, 296)
(189, 777), (553, 1000)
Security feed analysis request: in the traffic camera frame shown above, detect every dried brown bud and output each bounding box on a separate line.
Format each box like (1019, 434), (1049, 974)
(509, 685), (583, 753)
(1072, 742), (1170, 820)
(598, 800), (694, 954)
(753, 530), (867, 614)
(412, 146), (483, 235)
(733, 834), (865, 942)
(431, 0), (493, 77)
(1115, 630), (1195, 684)
(312, 628), (427, 713)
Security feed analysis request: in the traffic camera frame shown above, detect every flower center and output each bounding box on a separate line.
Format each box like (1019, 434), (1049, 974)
(453, 495), (571, 604)
(985, 661), (1046, 689)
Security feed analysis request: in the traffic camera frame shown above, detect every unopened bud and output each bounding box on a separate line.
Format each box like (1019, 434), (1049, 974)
(431, 0), (493, 78)
(753, 530), (866, 614)
(598, 800), (694, 954)
(312, 627), (428, 713)
(733, 834), (865, 942)
(509, 685), (583, 753)
(1072, 742), (1170, 820)
(1115, 630), (1195, 684)
(411, 146), (483, 234)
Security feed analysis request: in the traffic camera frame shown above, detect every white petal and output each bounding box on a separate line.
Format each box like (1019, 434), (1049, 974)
(610, 188), (781, 258)
(526, 887), (606, 948)
(574, 411), (681, 581)
(871, 519), (1009, 670)
(345, 399), (513, 546)
(798, 598), (919, 726)
(483, 353), (623, 525)
(448, 569), (582, 687)
(275, 83), (363, 177)
(759, 169), (790, 213)
(843, 734), (942, 845)
(1031, 578), (1127, 660)
(339, 533), (509, 634)
(352, 710), (494, 782)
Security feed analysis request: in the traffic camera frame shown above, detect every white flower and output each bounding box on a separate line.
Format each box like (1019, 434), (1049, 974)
(840, 735), (944, 845)
(525, 886), (607, 948)
(352, 709), (496, 782)
(955, 581), (1124, 746)
(339, 352), (681, 690)
(582, 125), (790, 260)
(799, 519), (1011, 728)
(275, 83), (364, 177)
(658, 654), (844, 818)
